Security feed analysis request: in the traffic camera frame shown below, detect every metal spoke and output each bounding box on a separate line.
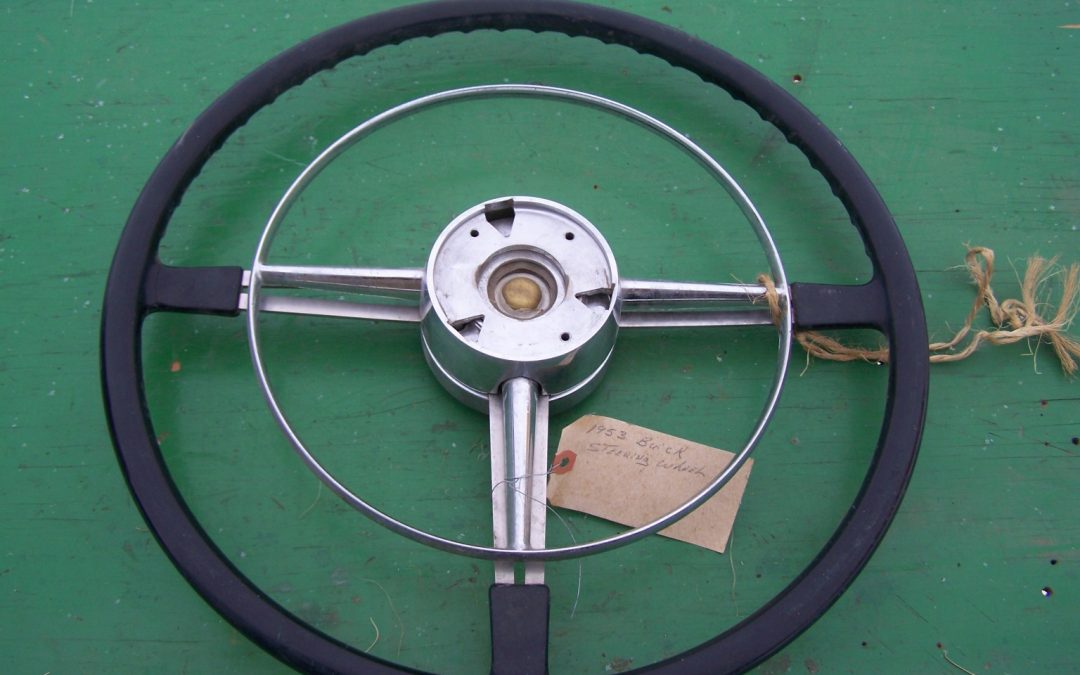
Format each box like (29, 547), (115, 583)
(240, 294), (421, 322)
(241, 265), (423, 323)
(618, 310), (774, 328)
(618, 278), (779, 329)
(621, 278), (769, 305)
(253, 265), (423, 299)
(489, 378), (549, 584)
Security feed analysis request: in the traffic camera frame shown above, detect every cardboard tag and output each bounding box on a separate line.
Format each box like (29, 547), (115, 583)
(548, 415), (752, 553)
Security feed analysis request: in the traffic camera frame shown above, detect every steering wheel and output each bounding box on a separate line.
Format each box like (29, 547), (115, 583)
(101, 1), (929, 673)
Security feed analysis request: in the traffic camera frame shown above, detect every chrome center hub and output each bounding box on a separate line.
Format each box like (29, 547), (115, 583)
(420, 196), (620, 410)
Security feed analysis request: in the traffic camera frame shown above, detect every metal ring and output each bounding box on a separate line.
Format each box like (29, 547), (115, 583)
(246, 84), (792, 561)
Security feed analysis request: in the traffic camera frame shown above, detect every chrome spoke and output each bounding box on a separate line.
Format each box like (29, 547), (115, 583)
(489, 378), (549, 584)
(618, 278), (780, 329)
(241, 265), (423, 323)
(240, 293), (420, 322)
(252, 265), (423, 299)
(621, 278), (769, 305)
(618, 309), (774, 328)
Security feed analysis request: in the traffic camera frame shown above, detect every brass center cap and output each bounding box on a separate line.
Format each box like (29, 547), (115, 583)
(502, 277), (543, 310)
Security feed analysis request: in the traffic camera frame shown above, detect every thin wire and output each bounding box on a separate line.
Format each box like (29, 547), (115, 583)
(942, 649), (977, 675)
(495, 465), (584, 618)
(489, 466), (556, 494)
(728, 531), (740, 617)
(299, 483), (323, 519)
(365, 616), (380, 653)
(360, 578), (404, 657)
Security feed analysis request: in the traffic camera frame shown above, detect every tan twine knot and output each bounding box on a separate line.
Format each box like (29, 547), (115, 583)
(759, 247), (1080, 375)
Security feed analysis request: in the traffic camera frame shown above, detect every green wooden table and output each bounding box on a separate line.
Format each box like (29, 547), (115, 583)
(3, 2), (1077, 672)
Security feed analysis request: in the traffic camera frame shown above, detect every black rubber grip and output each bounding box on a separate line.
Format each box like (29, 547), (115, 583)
(143, 263), (244, 316)
(490, 584), (550, 675)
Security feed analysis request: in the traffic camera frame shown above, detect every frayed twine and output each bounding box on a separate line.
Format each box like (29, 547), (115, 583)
(758, 247), (1080, 375)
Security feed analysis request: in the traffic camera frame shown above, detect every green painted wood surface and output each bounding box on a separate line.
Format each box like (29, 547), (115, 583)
(2, 2), (1077, 673)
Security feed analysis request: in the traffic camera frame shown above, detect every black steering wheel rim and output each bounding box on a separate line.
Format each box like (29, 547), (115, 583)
(100, 1), (929, 673)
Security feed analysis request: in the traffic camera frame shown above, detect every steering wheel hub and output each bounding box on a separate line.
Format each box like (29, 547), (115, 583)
(421, 196), (620, 410)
